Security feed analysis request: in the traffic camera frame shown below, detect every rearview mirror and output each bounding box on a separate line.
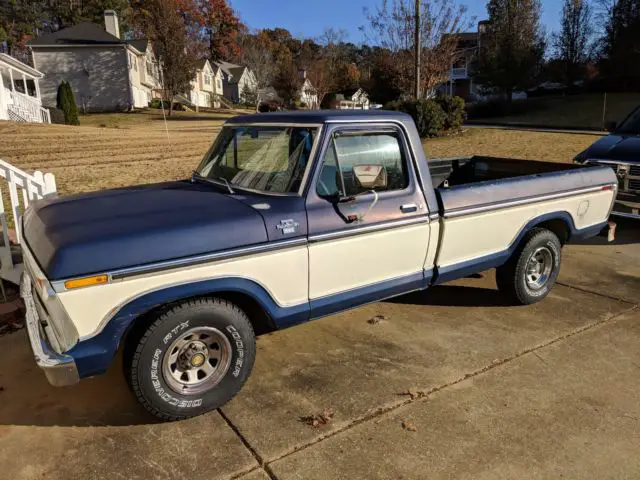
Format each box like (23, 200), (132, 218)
(353, 165), (388, 190)
(604, 121), (617, 132)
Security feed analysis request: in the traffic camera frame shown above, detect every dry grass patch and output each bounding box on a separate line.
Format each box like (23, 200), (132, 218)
(0, 119), (604, 201)
(424, 128), (603, 164)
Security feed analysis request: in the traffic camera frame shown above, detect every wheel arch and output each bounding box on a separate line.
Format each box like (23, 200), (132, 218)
(70, 277), (309, 378)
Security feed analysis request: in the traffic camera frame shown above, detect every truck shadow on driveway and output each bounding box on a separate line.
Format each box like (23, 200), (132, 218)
(388, 283), (512, 308)
(0, 338), (160, 427)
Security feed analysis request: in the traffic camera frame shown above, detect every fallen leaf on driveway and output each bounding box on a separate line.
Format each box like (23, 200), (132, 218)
(401, 420), (417, 432)
(367, 315), (386, 325)
(300, 408), (335, 427)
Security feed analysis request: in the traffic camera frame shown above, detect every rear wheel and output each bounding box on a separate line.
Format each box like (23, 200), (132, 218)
(496, 228), (562, 305)
(124, 298), (256, 421)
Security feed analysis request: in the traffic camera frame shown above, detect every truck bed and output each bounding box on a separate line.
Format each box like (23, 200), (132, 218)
(429, 156), (615, 217)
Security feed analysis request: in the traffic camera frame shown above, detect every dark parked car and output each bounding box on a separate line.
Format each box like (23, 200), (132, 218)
(574, 106), (640, 219)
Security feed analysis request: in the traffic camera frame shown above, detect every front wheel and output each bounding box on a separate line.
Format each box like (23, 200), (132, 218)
(124, 298), (256, 421)
(496, 228), (562, 305)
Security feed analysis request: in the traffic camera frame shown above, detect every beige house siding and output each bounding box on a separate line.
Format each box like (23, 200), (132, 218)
(190, 61), (222, 108)
(33, 46), (131, 112)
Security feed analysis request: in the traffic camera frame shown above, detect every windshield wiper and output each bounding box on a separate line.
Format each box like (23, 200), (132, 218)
(191, 171), (235, 194)
(215, 177), (235, 194)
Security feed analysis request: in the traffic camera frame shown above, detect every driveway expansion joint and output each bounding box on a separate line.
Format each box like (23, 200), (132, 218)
(257, 304), (638, 468)
(556, 281), (637, 304)
(218, 408), (279, 480)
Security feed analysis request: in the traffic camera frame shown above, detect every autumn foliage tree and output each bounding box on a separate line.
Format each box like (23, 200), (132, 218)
(131, 0), (199, 114)
(199, 0), (243, 61)
(273, 60), (303, 107)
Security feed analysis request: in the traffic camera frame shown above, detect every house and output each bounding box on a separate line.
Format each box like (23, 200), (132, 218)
(257, 71), (318, 109)
(322, 88), (370, 110)
(29, 11), (161, 111)
(215, 61), (257, 104)
(190, 59), (223, 109)
(0, 53), (50, 123)
(438, 20), (489, 100)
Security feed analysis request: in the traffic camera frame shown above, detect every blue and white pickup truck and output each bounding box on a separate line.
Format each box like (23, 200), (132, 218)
(21, 111), (617, 420)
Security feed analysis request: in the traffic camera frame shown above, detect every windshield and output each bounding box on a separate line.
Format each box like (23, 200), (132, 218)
(196, 126), (318, 194)
(617, 107), (640, 135)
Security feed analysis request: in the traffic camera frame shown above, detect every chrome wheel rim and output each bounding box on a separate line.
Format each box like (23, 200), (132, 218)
(525, 246), (553, 290)
(162, 327), (232, 396)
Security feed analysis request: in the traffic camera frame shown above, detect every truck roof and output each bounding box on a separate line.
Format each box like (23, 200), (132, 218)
(225, 109), (413, 125)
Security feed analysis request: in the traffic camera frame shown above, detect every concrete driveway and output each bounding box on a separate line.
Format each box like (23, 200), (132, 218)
(0, 219), (638, 480)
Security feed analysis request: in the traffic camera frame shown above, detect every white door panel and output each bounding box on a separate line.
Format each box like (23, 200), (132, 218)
(309, 223), (431, 298)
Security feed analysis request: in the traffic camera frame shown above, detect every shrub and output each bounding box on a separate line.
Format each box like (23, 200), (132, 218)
(46, 107), (66, 124)
(384, 99), (446, 137)
(56, 81), (80, 125)
(436, 95), (466, 131)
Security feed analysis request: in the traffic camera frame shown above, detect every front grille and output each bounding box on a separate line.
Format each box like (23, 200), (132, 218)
(589, 161), (640, 193)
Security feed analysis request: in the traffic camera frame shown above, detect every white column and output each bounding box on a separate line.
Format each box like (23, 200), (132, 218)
(22, 74), (28, 95)
(0, 71), (5, 120)
(35, 78), (41, 101)
(8, 69), (14, 91)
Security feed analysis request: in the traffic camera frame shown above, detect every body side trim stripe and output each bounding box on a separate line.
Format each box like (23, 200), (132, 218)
(51, 238), (308, 291)
(442, 184), (615, 219)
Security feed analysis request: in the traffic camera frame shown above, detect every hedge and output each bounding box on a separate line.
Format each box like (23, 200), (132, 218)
(384, 95), (466, 137)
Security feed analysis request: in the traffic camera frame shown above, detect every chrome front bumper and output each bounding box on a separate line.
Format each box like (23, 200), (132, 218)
(20, 274), (79, 387)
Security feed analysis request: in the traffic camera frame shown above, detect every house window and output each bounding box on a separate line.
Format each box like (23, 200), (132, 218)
(217, 78), (222, 89)
(146, 61), (154, 77)
(204, 74), (211, 85)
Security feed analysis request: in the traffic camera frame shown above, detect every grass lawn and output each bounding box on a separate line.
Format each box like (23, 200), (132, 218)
(472, 93), (640, 130)
(0, 116), (604, 198)
(79, 107), (252, 129)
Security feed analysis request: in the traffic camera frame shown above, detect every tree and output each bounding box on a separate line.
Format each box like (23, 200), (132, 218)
(306, 58), (333, 109)
(132, 0), (199, 115)
(238, 31), (275, 110)
(335, 63), (361, 91)
(57, 81), (80, 125)
(599, 0), (640, 90)
(474, 0), (546, 101)
(199, 0), (243, 61)
(273, 60), (303, 107)
(362, 0), (471, 98)
(553, 0), (594, 85)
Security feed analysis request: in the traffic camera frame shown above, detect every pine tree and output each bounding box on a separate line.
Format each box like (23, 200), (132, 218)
(474, 0), (546, 100)
(57, 81), (80, 126)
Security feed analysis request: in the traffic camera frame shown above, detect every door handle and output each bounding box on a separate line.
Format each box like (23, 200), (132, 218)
(400, 203), (418, 213)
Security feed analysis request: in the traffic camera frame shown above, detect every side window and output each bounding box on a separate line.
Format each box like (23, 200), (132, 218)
(316, 131), (409, 198)
(315, 141), (340, 197)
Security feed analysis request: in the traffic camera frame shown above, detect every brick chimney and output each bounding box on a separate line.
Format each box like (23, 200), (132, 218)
(104, 10), (120, 39)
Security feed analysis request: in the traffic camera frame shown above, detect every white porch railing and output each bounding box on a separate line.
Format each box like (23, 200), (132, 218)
(7, 90), (51, 123)
(0, 159), (57, 283)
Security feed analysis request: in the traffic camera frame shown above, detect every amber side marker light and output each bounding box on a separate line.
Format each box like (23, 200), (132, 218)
(64, 275), (108, 290)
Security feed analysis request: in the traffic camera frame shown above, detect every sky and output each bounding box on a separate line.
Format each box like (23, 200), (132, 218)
(230, 0), (563, 43)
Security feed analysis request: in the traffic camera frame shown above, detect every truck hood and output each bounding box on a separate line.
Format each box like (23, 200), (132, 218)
(23, 181), (268, 280)
(582, 134), (640, 163)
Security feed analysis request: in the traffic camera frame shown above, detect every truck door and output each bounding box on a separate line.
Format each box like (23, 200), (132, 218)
(305, 124), (432, 318)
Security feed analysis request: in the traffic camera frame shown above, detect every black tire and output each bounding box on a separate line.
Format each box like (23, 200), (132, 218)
(124, 298), (256, 421)
(496, 228), (562, 305)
